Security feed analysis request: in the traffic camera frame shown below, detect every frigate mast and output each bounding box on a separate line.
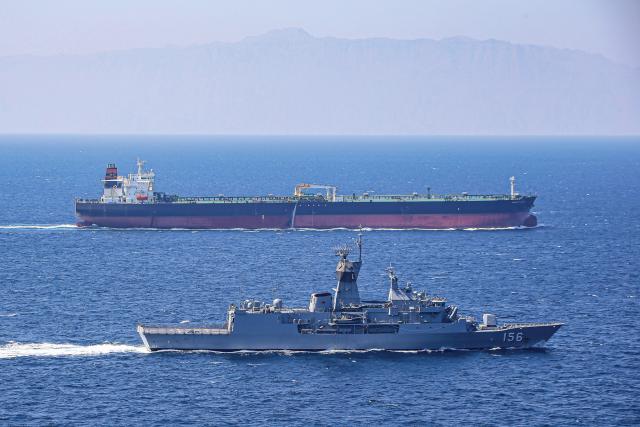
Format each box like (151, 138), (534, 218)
(332, 234), (363, 310)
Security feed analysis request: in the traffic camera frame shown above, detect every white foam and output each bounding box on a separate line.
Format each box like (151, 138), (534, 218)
(293, 227), (458, 232)
(154, 347), (468, 356)
(0, 313), (17, 317)
(294, 225), (541, 232)
(0, 342), (149, 359)
(315, 347), (463, 354)
(0, 224), (541, 232)
(0, 224), (77, 230)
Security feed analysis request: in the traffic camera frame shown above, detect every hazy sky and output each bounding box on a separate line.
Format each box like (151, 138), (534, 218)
(1, 0), (639, 66)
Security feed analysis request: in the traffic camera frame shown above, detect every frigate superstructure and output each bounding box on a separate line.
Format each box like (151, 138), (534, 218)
(137, 237), (562, 351)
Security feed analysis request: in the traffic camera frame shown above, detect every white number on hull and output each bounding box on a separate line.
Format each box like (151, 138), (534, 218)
(503, 331), (523, 343)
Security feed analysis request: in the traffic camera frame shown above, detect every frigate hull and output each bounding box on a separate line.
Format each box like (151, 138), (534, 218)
(137, 323), (562, 352)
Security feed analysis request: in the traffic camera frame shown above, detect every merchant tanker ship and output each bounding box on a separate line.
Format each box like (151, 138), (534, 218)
(75, 160), (537, 229)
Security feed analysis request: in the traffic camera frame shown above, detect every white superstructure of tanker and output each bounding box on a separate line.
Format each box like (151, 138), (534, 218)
(100, 159), (155, 204)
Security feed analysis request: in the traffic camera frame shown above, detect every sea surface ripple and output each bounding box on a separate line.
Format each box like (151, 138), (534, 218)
(1, 136), (639, 426)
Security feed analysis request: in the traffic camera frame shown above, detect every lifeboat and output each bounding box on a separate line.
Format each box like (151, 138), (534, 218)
(136, 193), (149, 201)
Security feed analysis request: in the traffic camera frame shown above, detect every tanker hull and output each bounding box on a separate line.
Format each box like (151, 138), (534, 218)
(78, 162), (538, 229)
(76, 198), (537, 230)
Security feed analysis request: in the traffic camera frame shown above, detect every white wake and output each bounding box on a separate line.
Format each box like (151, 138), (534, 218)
(0, 224), (542, 232)
(0, 224), (77, 230)
(0, 342), (148, 359)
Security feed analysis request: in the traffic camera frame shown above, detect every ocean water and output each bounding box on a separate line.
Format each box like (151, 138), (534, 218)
(0, 135), (638, 426)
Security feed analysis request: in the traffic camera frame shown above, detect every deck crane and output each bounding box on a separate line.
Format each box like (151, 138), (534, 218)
(294, 183), (337, 201)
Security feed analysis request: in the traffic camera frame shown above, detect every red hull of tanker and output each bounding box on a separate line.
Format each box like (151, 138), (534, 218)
(293, 212), (536, 229)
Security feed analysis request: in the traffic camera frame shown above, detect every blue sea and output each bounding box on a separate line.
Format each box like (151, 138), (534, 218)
(0, 136), (638, 426)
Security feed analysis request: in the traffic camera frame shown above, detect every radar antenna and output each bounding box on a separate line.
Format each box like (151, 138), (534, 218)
(386, 264), (396, 277)
(355, 232), (363, 262)
(137, 158), (146, 176)
(333, 232), (363, 260)
(386, 265), (399, 291)
(334, 244), (350, 259)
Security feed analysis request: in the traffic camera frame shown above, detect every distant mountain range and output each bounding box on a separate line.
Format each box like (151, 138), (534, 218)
(1, 28), (638, 135)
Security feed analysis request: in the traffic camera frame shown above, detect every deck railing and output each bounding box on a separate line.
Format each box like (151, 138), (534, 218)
(77, 193), (532, 205)
(140, 324), (229, 335)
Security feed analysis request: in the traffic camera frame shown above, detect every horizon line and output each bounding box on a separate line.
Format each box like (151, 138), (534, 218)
(1, 133), (639, 139)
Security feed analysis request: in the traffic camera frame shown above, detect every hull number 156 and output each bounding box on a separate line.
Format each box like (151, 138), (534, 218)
(503, 331), (523, 343)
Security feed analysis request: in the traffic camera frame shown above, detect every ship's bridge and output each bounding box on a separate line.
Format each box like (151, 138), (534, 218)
(100, 159), (155, 204)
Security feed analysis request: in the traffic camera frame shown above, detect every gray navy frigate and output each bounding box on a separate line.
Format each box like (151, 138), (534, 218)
(137, 236), (562, 351)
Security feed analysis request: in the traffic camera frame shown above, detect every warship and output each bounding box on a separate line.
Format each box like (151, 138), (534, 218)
(137, 237), (561, 351)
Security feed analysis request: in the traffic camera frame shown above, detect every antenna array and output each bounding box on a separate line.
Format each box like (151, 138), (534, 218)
(333, 244), (351, 258)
